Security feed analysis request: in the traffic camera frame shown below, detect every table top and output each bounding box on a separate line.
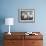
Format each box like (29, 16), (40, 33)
(4, 32), (43, 40)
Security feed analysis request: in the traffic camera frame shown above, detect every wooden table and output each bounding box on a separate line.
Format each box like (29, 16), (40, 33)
(4, 32), (43, 46)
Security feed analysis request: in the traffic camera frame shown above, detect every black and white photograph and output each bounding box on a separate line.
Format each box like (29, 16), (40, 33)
(19, 9), (35, 23)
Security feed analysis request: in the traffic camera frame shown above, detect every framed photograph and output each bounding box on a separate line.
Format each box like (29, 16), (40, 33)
(18, 9), (35, 23)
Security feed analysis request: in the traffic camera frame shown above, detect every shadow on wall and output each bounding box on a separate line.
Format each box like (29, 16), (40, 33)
(0, 16), (5, 46)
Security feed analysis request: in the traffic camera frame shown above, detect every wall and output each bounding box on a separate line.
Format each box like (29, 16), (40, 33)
(0, 0), (46, 32)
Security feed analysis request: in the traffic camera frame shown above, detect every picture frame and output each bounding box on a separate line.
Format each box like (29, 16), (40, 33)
(18, 9), (35, 23)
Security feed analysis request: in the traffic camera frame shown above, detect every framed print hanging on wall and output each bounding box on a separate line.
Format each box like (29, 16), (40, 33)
(18, 9), (35, 23)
